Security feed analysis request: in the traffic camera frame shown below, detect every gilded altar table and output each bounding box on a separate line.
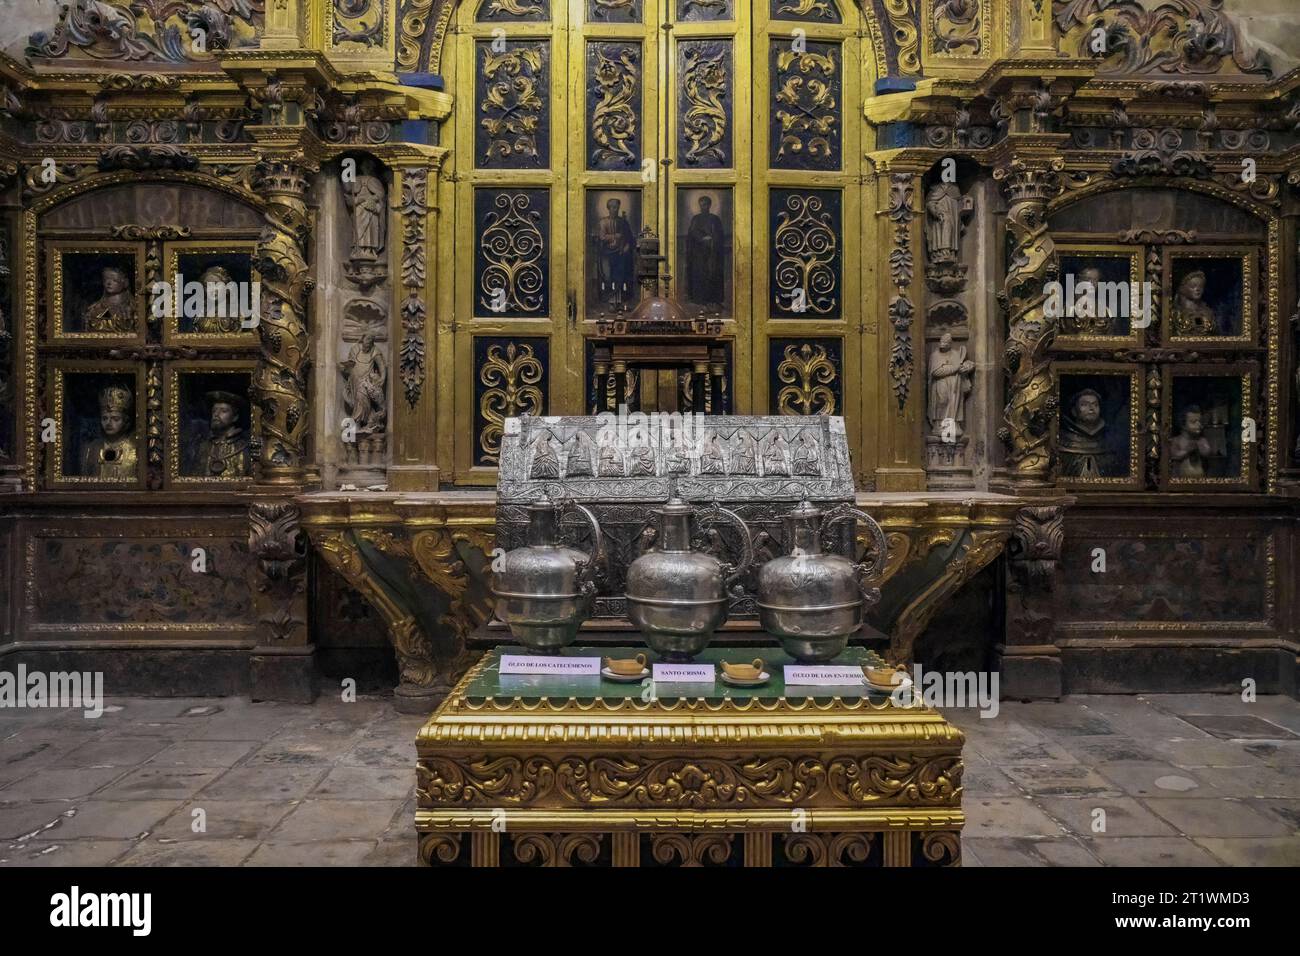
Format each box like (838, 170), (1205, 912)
(415, 646), (964, 868)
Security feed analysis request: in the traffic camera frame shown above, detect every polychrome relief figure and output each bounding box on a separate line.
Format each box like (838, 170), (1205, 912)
(83, 266), (136, 334)
(597, 197), (636, 309)
(685, 195), (726, 311)
(1172, 270), (1218, 335)
(194, 391), (251, 479)
(192, 266), (243, 335)
(1059, 388), (1115, 479)
(1169, 405), (1213, 478)
(82, 384), (138, 481)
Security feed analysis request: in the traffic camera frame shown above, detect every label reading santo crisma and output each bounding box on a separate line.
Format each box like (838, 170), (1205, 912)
(651, 663), (716, 684)
(499, 655), (602, 676)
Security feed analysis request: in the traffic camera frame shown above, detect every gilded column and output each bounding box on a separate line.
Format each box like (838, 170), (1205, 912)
(993, 156), (1064, 491)
(253, 157), (314, 489)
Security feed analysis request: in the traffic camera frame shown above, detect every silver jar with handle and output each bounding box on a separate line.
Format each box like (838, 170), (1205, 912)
(625, 497), (753, 662)
(490, 496), (604, 654)
(756, 500), (888, 663)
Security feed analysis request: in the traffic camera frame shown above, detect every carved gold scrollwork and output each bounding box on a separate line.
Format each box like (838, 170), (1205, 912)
(418, 832), (464, 865)
(512, 833), (603, 867)
(680, 43), (728, 166)
(397, 0), (437, 72)
(481, 45), (545, 164)
(773, 194), (838, 315)
(932, 0), (981, 56)
(409, 525), (495, 649)
(773, 49), (838, 164)
(478, 343), (543, 463)
(400, 167), (429, 406)
(884, 0), (922, 75)
(781, 832), (876, 867)
(649, 834), (733, 867)
(483, 0), (546, 15)
(887, 173), (916, 411)
(479, 194), (546, 314)
(920, 830), (961, 866)
(777, 343), (837, 416)
(589, 44), (639, 168)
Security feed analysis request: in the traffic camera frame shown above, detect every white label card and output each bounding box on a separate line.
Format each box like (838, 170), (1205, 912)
(784, 665), (866, 687)
(499, 655), (601, 677)
(652, 663), (715, 684)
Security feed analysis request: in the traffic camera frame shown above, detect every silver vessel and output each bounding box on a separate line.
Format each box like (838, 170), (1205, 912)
(756, 501), (888, 663)
(625, 497), (752, 662)
(490, 497), (604, 654)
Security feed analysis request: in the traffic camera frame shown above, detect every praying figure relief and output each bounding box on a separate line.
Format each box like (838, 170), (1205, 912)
(82, 384), (138, 481)
(83, 266), (136, 334)
(1169, 405), (1213, 478)
(926, 333), (975, 439)
(342, 158), (388, 288)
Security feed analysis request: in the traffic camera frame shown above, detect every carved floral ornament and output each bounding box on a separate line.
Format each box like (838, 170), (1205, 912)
(28, 0), (263, 64)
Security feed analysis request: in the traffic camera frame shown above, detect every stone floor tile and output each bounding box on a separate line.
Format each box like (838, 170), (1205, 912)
(1145, 736), (1262, 769)
(196, 765), (328, 801)
(150, 800), (297, 841)
(339, 736), (417, 769)
(1188, 765), (1300, 799)
(361, 838), (418, 867)
(0, 801), (78, 840)
(1095, 761), (1221, 799)
(1250, 799), (1300, 833)
(146, 739), (259, 768)
(1000, 763), (1121, 797)
(52, 736), (174, 769)
(1036, 795), (1180, 838)
(114, 839), (257, 867)
(1193, 837), (1300, 866)
(0, 766), (128, 800)
(1054, 734), (1162, 764)
(1243, 741), (1300, 766)
(96, 766), (224, 801)
(1177, 714), (1300, 741)
(0, 840), (136, 866)
(25, 799), (182, 840)
(1084, 837), (1220, 867)
(269, 799), (407, 843)
(961, 796), (1068, 839)
(959, 837), (1047, 866)
(245, 841), (377, 866)
(311, 767), (414, 801)
(960, 754), (1022, 796)
(1143, 798), (1293, 838)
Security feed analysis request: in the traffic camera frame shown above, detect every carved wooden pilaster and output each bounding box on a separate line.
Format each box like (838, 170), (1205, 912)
(994, 156), (1064, 491)
(248, 499), (315, 702)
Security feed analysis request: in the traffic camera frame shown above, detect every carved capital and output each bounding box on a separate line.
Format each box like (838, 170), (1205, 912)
(1007, 504), (1065, 593)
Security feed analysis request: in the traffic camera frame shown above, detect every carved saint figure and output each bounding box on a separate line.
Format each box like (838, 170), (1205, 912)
(730, 432), (757, 475)
(83, 266), (135, 333)
(1170, 405), (1213, 479)
(685, 195), (726, 311)
(629, 442), (656, 477)
(343, 158), (387, 265)
(598, 436), (624, 476)
(597, 197), (636, 309)
(699, 430), (725, 475)
(924, 183), (972, 264)
(82, 384), (137, 481)
(194, 391), (251, 479)
(926, 333), (975, 439)
(792, 430), (820, 476)
(1059, 388), (1115, 479)
(1172, 270), (1218, 335)
(761, 435), (789, 476)
(529, 431), (560, 479)
(565, 431), (595, 477)
(339, 332), (388, 438)
(193, 265), (243, 335)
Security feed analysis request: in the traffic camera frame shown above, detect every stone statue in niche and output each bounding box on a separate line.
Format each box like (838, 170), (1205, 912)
(926, 333), (975, 440)
(194, 391), (251, 479)
(339, 331), (388, 465)
(342, 158), (389, 290)
(83, 266), (136, 333)
(924, 183), (973, 295)
(1059, 389), (1115, 479)
(82, 384), (138, 481)
(1169, 405), (1213, 478)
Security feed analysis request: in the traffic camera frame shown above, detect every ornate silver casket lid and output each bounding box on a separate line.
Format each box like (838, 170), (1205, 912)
(496, 414), (855, 504)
